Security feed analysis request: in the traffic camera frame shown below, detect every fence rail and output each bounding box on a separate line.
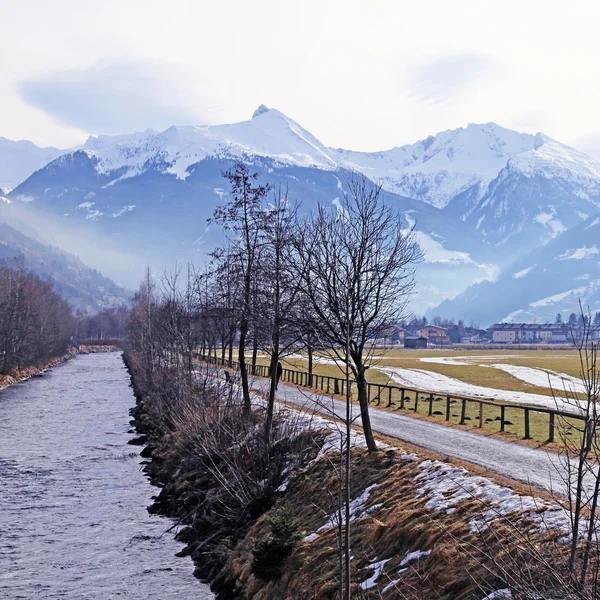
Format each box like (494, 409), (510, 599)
(196, 353), (586, 443)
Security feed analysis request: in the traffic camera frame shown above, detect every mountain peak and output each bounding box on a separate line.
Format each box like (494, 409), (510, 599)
(252, 104), (271, 118)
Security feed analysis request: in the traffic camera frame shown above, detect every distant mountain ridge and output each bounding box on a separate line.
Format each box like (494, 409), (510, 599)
(0, 222), (129, 313)
(0, 137), (63, 191)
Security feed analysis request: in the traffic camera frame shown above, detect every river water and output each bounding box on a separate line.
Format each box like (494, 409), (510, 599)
(0, 352), (213, 599)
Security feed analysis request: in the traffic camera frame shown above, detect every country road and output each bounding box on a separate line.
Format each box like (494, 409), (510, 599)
(251, 378), (597, 498)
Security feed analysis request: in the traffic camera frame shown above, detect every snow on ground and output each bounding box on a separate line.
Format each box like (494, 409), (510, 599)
(286, 353), (338, 365)
(418, 355), (586, 394)
(378, 366), (581, 412)
(399, 549), (432, 566)
(317, 483), (380, 532)
(360, 558), (391, 590)
(414, 460), (574, 536)
(489, 364), (586, 395)
(483, 590), (512, 600)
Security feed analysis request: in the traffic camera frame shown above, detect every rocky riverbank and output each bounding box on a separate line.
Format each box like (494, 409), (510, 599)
(0, 347), (78, 391)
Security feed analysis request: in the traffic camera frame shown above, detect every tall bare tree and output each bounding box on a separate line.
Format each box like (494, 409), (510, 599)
(297, 173), (421, 452)
(257, 188), (305, 440)
(212, 162), (270, 412)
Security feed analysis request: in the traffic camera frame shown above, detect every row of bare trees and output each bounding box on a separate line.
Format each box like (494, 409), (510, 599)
(207, 163), (421, 449)
(124, 163), (420, 599)
(0, 262), (74, 374)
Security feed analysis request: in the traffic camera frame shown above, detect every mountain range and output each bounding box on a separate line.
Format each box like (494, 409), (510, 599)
(3, 105), (600, 325)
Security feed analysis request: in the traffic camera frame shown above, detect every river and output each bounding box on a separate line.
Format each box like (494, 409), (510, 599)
(0, 352), (213, 599)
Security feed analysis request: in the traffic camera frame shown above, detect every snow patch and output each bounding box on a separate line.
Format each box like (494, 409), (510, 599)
(513, 265), (535, 279)
(558, 245), (599, 260)
(360, 558), (391, 590)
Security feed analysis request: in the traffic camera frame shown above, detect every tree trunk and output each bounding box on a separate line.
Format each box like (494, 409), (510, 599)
(353, 360), (377, 452)
(265, 350), (278, 441)
(307, 340), (313, 387)
(238, 317), (251, 412)
(251, 336), (258, 376)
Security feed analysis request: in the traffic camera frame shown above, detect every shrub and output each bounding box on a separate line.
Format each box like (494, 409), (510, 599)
(251, 506), (302, 581)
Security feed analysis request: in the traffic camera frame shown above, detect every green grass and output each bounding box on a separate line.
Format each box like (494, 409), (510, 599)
(249, 352), (587, 448)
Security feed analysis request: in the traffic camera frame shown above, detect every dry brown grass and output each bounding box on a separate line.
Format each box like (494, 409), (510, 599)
(220, 445), (574, 600)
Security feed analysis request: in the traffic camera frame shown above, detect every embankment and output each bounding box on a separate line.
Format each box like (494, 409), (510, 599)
(124, 352), (579, 600)
(0, 347), (78, 391)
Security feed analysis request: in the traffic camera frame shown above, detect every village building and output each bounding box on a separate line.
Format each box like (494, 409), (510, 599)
(416, 325), (451, 345)
(489, 323), (571, 343)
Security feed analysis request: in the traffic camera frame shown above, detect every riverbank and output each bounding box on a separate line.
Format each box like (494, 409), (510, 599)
(0, 347), (78, 391)
(124, 352), (586, 599)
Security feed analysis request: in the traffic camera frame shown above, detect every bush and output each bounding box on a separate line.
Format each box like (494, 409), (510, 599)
(251, 506), (302, 581)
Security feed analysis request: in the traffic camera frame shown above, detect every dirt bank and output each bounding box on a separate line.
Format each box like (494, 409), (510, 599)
(0, 347), (78, 391)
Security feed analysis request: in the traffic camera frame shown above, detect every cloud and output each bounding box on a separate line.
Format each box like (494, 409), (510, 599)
(402, 52), (503, 106)
(19, 60), (215, 134)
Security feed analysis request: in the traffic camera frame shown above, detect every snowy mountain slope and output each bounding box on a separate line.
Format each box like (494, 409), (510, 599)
(6, 106), (600, 316)
(446, 134), (600, 256)
(0, 137), (63, 190)
(55, 112), (546, 213)
(429, 212), (600, 325)
(337, 122), (536, 209)
(80, 105), (339, 182)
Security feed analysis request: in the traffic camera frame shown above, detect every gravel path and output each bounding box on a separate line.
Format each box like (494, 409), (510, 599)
(251, 378), (596, 497)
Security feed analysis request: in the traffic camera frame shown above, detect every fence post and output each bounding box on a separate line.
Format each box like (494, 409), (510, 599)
(460, 398), (466, 424)
(524, 408), (530, 439)
(479, 402), (484, 428)
(446, 395), (451, 421)
(428, 394), (434, 416)
(387, 386), (393, 408)
(400, 388), (406, 410)
(414, 392), (419, 413)
(334, 378), (340, 395)
(500, 405), (506, 432)
(549, 412), (555, 442)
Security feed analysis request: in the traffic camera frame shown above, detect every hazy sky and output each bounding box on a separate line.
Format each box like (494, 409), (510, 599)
(2, 0), (600, 157)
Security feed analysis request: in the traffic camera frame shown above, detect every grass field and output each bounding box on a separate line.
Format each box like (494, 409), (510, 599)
(247, 348), (589, 448)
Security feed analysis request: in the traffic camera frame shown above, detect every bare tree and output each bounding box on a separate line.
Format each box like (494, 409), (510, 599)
(549, 303), (600, 591)
(256, 187), (305, 441)
(211, 162), (271, 412)
(297, 173), (421, 452)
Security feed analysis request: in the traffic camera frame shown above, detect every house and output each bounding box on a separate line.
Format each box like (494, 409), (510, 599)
(489, 323), (571, 343)
(404, 336), (428, 349)
(416, 325), (451, 345)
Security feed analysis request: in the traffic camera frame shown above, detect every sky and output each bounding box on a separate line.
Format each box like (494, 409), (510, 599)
(2, 0), (600, 157)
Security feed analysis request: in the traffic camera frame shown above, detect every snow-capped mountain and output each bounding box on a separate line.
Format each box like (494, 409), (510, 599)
(446, 134), (600, 255)
(6, 105), (600, 317)
(337, 122), (537, 209)
(430, 211), (600, 325)
(0, 137), (63, 191)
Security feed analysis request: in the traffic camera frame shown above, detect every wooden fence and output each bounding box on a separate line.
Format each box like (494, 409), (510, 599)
(197, 353), (585, 443)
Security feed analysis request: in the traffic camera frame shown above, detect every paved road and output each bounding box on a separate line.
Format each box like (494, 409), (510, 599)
(251, 378), (596, 497)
